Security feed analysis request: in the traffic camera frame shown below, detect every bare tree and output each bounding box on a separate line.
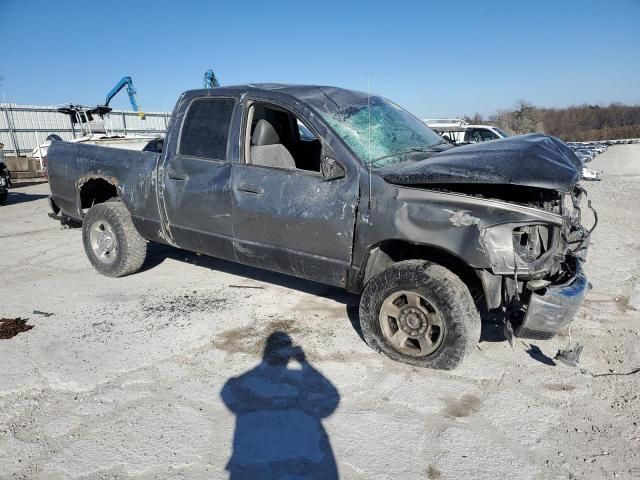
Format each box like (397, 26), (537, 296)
(492, 101), (640, 141)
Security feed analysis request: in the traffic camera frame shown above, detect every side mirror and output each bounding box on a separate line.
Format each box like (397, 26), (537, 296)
(321, 156), (346, 181)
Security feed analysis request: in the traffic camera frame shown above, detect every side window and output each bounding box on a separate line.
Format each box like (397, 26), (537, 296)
(297, 120), (316, 141)
(179, 98), (235, 160)
(479, 129), (498, 141)
(466, 129), (482, 143)
(246, 103), (322, 173)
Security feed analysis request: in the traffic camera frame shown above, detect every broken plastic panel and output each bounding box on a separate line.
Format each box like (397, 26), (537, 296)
(555, 344), (583, 367)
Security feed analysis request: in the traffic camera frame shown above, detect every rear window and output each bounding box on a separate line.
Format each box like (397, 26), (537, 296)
(179, 98), (235, 160)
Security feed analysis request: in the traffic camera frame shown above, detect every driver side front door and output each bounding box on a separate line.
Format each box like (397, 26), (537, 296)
(231, 100), (359, 287)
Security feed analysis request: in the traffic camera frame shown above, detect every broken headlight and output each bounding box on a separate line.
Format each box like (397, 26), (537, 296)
(512, 225), (550, 262)
(481, 222), (559, 276)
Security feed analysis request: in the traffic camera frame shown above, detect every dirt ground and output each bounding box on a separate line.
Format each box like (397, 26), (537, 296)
(1, 145), (639, 479)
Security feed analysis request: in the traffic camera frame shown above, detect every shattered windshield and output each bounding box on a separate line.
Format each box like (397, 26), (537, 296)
(318, 96), (446, 169)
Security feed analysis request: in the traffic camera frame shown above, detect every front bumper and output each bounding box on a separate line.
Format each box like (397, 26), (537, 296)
(516, 260), (588, 338)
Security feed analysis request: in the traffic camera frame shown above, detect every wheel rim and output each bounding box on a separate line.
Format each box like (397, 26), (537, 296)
(89, 219), (118, 265)
(378, 290), (446, 357)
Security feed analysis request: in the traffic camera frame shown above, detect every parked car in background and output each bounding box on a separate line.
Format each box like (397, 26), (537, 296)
(423, 119), (510, 144)
(464, 125), (511, 142)
(566, 141), (609, 163)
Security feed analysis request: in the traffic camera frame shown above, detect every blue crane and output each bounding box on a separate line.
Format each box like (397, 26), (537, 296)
(103, 76), (145, 119)
(203, 70), (220, 88)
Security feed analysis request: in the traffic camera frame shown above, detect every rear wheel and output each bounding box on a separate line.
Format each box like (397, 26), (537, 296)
(82, 202), (147, 277)
(359, 260), (481, 370)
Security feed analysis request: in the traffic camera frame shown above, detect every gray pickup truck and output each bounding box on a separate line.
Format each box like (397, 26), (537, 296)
(47, 84), (594, 369)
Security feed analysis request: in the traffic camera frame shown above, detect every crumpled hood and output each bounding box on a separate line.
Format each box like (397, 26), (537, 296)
(380, 133), (583, 193)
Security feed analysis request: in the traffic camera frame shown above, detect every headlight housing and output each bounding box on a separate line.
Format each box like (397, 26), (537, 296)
(512, 225), (550, 262)
(481, 223), (559, 277)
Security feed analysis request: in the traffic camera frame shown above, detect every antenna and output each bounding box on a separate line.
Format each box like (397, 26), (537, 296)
(367, 76), (372, 214)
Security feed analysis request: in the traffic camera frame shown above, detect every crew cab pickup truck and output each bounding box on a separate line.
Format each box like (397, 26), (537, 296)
(47, 84), (594, 370)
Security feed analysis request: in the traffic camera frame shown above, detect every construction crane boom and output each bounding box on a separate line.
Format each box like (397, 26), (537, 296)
(204, 70), (220, 88)
(103, 76), (145, 119)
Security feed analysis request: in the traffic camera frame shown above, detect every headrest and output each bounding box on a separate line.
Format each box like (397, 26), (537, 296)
(252, 119), (280, 146)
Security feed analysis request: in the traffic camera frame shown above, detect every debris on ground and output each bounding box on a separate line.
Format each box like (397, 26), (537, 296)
(139, 290), (228, 318)
(32, 310), (54, 317)
(503, 319), (516, 349)
(0, 317), (33, 339)
(555, 343), (584, 367)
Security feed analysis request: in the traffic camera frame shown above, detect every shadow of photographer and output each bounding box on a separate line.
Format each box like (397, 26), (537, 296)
(221, 331), (340, 479)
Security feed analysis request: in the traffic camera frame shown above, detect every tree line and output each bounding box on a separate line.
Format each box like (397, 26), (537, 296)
(465, 102), (640, 141)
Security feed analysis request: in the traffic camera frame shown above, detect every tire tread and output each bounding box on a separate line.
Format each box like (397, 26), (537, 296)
(359, 260), (481, 370)
(82, 202), (147, 277)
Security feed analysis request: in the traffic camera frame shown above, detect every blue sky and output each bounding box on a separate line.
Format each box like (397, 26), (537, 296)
(1, 0), (638, 117)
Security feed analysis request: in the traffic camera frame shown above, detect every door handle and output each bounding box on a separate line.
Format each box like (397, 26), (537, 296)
(167, 169), (187, 181)
(237, 184), (264, 194)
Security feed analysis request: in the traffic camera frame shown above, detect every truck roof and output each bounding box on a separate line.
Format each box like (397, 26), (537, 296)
(184, 84), (372, 110)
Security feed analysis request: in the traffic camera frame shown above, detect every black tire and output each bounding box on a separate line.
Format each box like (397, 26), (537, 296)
(359, 260), (481, 370)
(0, 190), (7, 205)
(82, 201), (147, 277)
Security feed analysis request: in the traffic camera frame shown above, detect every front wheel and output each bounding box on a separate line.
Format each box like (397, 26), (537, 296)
(359, 260), (481, 370)
(82, 201), (147, 277)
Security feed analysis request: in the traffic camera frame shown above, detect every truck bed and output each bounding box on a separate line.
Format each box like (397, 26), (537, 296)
(47, 140), (162, 232)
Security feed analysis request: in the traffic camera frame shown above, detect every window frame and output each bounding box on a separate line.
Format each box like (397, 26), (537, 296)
(241, 99), (325, 177)
(478, 128), (498, 141)
(177, 96), (237, 162)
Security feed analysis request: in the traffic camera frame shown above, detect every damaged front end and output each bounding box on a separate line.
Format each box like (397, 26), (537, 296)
(477, 186), (597, 338)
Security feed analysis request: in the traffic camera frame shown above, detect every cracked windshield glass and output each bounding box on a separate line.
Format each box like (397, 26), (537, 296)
(320, 96), (446, 168)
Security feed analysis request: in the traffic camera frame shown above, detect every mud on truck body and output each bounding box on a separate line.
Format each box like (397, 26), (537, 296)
(47, 84), (595, 369)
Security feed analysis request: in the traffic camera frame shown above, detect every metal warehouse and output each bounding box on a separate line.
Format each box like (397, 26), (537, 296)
(0, 103), (170, 156)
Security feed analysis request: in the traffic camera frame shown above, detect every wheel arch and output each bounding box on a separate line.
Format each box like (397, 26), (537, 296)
(358, 239), (485, 306)
(77, 175), (119, 214)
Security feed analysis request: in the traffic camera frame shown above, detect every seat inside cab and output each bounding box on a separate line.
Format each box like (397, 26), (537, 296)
(246, 104), (322, 172)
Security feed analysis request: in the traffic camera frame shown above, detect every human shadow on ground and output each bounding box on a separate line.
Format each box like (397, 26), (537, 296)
(220, 331), (340, 479)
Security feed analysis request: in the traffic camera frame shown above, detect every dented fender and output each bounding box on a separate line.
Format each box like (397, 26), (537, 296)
(352, 175), (564, 280)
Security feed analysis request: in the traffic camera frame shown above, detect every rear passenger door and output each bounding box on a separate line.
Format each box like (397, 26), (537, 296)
(160, 97), (237, 259)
